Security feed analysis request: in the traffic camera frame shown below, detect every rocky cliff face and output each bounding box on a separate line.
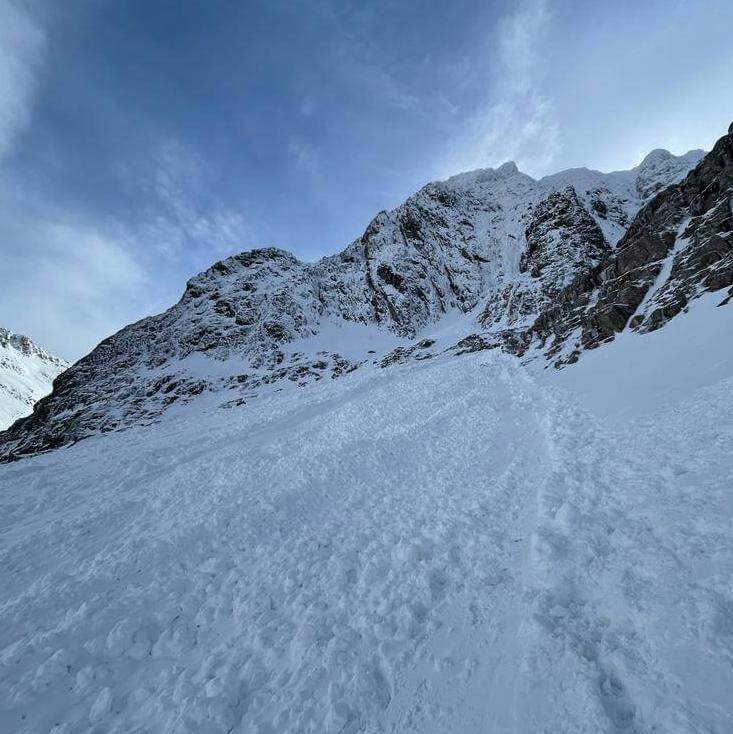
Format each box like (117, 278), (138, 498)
(3, 126), (730, 461)
(0, 329), (69, 431)
(519, 124), (733, 365)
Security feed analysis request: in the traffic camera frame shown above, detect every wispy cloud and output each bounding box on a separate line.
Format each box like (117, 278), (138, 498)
(299, 96), (318, 117)
(0, 183), (151, 359)
(440, 0), (560, 178)
(120, 138), (255, 268)
(0, 4), (157, 359)
(0, 0), (45, 159)
(31, 222), (149, 351)
(288, 135), (320, 177)
(318, 3), (420, 113)
(0, 134), (257, 359)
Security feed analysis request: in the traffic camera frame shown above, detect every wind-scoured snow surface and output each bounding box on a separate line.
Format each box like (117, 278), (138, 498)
(2, 298), (732, 733)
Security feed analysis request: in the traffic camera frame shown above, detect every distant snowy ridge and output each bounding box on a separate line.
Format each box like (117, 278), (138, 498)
(3, 122), (732, 460)
(0, 328), (69, 431)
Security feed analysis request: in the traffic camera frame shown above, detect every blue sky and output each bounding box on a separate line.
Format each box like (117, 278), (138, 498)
(1, 0), (732, 359)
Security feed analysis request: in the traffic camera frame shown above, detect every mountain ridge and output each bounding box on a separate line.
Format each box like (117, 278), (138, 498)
(2, 125), (731, 461)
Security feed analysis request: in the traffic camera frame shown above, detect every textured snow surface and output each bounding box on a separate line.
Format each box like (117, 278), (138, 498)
(0, 329), (69, 430)
(2, 341), (732, 732)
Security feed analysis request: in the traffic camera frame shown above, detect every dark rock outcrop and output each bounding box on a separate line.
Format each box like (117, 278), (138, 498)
(515, 125), (732, 364)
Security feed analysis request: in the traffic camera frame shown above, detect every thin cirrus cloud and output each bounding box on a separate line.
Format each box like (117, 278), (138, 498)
(0, 0), (45, 157)
(0, 7), (253, 360)
(0, 2), (155, 359)
(125, 138), (255, 268)
(437, 0), (560, 180)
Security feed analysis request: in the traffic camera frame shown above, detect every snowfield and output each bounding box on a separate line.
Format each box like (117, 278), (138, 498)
(2, 312), (733, 732)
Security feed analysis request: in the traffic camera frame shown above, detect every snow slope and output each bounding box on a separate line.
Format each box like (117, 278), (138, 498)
(542, 290), (733, 419)
(2, 347), (731, 733)
(0, 328), (69, 431)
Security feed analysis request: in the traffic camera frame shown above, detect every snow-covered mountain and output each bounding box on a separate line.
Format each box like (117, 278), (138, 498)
(0, 328), (69, 431)
(1, 123), (733, 734)
(2, 125), (731, 461)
